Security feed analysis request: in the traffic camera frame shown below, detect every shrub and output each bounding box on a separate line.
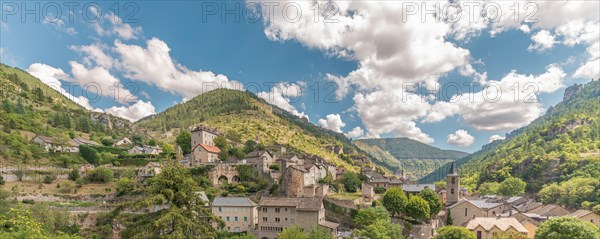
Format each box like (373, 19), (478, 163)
(68, 168), (80, 181)
(374, 186), (386, 194)
(59, 180), (76, 193)
(43, 175), (56, 184)
(86, 168), (114, 183)
(268, 164), (280, 171)
(116, 178), (135, 195)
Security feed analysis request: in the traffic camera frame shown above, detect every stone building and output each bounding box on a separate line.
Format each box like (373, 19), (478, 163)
(278, 156), (331, 197)
(257, 197), (338, 239)
(446, 161), (461, 206)
(244, 150), (275, 174)
(567, 210), (600, 227)
(191, 125), (219, 147)
(191, 144), (221, 166)
(208, 163), (240, 186)
(212, 197), (258, 233)
(466, 217), (528, 239)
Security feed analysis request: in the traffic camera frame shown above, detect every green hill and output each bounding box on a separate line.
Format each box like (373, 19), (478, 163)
(0, 64), (134, 166)
(354, 138), (468, 180)
(431, 81), (600, 210)
(135, 89), (369, 170)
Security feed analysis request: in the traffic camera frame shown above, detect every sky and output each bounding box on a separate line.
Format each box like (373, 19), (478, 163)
(1, 0), (598, 153)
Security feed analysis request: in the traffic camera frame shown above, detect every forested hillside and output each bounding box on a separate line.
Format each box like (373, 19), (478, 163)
(0, 64), (134, 166)
(135, 89), (368, 170)
(447, 81), (600, 210)
(354, 138), (468, 180)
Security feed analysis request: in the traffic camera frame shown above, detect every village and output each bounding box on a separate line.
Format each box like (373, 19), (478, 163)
(11, 125), (598, 239)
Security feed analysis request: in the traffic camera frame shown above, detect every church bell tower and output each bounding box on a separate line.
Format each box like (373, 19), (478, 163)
(445, 161), (460, 206)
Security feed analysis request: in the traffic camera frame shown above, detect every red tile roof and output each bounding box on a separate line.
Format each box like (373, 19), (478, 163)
(194, 144), (221, 153)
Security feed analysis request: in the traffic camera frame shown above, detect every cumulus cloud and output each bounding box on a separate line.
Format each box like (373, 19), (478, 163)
(68, 61), (137, 104)
(257, 82), (308, 120)
(105, 100), (156, 122)
(528, 30), (557, 51)
(318, 114), (346, 133)
(69, 43), (114, 69)
(353, 88), (434, 143)
(43, 17), (78, 36)
(428, 65), (566, 131)
(27, 63), (100, 111)
(93, 12), (142, 40)
(113, 38), (242, 101)
(345, 126), (365, 139)
(447, 130), (475, 147)
(488, 134), (506, 143)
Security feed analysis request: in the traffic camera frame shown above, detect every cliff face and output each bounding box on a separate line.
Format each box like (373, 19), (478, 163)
(563, 84), (584, 101)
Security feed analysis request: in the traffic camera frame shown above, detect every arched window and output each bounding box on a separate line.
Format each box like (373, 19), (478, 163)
(451, 188), (455, 194)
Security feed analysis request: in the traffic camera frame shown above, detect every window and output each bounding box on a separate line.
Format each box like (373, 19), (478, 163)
(275, 208), (280, 213)
(262, 217), (267, 222)
(235, 216), (238, 221)
(451, 188), (455, 194)
(244, 217), (248, 222)
(477, 231), (482, 239)
(465, 208), (468, 217)
(218, 207), (222, 212)
(451, 177), (456, 184)
(275, 218), (280, 222)
(262, 208), (267, 213)
(226, 216), (230, 222)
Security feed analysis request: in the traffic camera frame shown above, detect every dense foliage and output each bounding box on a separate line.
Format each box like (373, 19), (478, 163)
(382, 187), (408, 216)
(434, 226), (476, 239)
(534, 217), (600, 239)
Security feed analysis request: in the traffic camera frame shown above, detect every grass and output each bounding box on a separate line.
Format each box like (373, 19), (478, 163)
(1, 180), (116, 196)
(327, 192), (362, 201)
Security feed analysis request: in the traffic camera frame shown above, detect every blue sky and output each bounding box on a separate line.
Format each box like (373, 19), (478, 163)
(1, 1), (598, 152)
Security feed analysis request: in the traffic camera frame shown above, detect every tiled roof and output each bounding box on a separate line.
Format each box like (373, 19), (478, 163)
(319, 220), (339, 229)
(402, 184), (434, 192)
(527, 204), (569, 216)
(567, 210), (594, 218)
(259, 197), (322, 211)
(194, 144), (221, 153)
(73, 137), (100, 146)
(448, 199), (502, 210)
(466, 217), (528, 233)
(245, 150), (271, 158)
(34, 135), (54, 143)
(212, 197), (257, 207)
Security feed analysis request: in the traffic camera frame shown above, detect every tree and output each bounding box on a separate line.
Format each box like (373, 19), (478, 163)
(120, 162), (219, 238)
(339, 172), (362, 193)
(353, 219), (405, 239)
(535, 217), (600, 239)
(243, 140), (257, 153)
(116, 178), (135, 195)
(147, 139), (157, 146)
(354, 207), (390, 228)
(175, 131), (192, 155)
(68, 169), (80, 181)
(498, 177), (526, 196)
(85, 168), (114, 183)
(493, 231), (528, 239)
(308, 227), (333, 239)
(477, 182), (500, 195)
(405, 195), (430, 221)
(382, 187), (408, 216)
(101, 138), (114, 146)
(214, 135), (228, 149)
(278, 226), (307, 239)
(418, 188), (442, 216)
(446, 210), (454, 225)
(79, 145), (100, 165)
(434, 226), (476, 239)
(58, 180), (76, 193)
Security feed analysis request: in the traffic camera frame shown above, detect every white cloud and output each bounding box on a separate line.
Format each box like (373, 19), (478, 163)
(43, 18), (78, 36)
(68, 61), (137, 104)
(69, 43), (114, 69)
(318, 114), (346, 133)
(353, 88), (434, 143)
(257, 82), (308, 120)
(27, 63), (100, 111)
(447, 130), (475, 147)
(488, 135), (506, 143)
(345, 126), (365, 139)
(528, 30), (557, 51)
(519, 25), (531, 34)
(105, 100), (156, 122)
(93, 12), (142, 40)
(574, 58), (600, 80)
(431, 65), (566, 131)
(113, 38), (242, 101)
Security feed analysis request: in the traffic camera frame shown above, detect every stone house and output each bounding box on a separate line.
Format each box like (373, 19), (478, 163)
(112, 137), (132, 146)
(191, 125), (218, 147)
(191, 144), (221, 166)
(526, 204), (570, 218)
(466, 217), (528, 239)
(72, 137), (101, 146)
(32, 135), (79, 153)
(257, 197), (338, 239)
(366, 178), (403, 190)
(265, 145), (286, 157)
(567, 210), (600, 227)
(280, 161), (330, 197)
(448, 199), (509, 226)
(128, 145), (161, 155)
(402, 184), (435, 195)
(244, 150), (275, 174)
(212, 197), (258, 233)
(139, 162), (162, 178)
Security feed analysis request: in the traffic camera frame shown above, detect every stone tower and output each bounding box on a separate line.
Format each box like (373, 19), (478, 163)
(445, 161), (460, 206)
